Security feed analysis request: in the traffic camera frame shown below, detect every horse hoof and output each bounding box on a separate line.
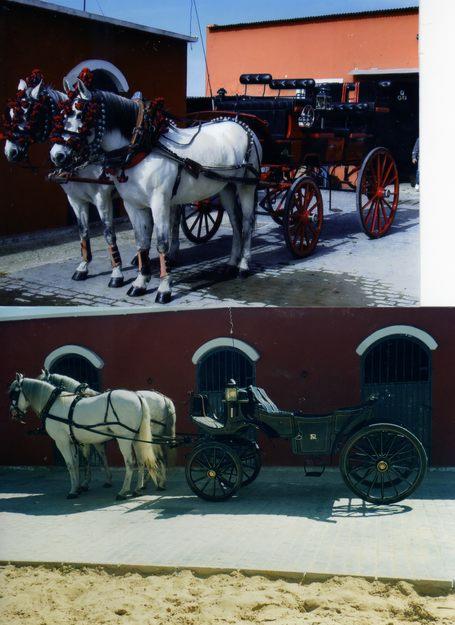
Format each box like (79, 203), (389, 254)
(72, 271), (88, 281)
(116, 493), (128, 501)
(108, 277), (124, 288)
(67, 493), (79, 499)
(80, 485), (89, 492)
(127, 286), (146, 297)
(155, 291), (171, 304)
(140, 485), (147, 491)
(239, 269), (252, 280)
(222, 265), (238, 278)
(156, 485), (166, 492)
(102, 482), (113, 488)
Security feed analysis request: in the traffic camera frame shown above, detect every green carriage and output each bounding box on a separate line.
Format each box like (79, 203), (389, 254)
(185, 380), (427, 505)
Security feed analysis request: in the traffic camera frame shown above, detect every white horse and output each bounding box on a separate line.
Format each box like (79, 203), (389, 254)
(50, 80), (262, 302)
(40, 369), (176, 492)
(3, 73), (125, 287)
(9, 374), (164, 500)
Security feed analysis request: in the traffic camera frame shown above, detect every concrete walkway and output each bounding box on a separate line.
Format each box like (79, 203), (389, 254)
(0, 467), (453, 583)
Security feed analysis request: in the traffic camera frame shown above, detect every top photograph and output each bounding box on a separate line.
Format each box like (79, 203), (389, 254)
(0, 0), (419, 308)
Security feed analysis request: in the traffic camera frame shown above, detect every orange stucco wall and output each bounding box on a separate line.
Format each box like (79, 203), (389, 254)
(206, 11), (418, 95)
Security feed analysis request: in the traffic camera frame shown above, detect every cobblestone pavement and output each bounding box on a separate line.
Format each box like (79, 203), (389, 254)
(0, 467), (453, 582)
(0, 185), (419, 308)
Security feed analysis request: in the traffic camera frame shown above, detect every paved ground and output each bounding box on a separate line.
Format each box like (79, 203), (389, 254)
(1, 466), (453, 582)
(0, 185), (419, 307)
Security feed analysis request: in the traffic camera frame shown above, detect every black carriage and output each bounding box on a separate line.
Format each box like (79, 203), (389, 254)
(185, 380), (427, 505)
(182, 73), (414, 258)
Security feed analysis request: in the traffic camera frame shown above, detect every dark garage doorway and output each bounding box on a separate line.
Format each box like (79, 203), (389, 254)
(361, 335), (432, 457)
(197, 347), (256, 415)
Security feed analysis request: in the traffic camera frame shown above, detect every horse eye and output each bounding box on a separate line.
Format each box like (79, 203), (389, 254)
(76, 112), (82, 119)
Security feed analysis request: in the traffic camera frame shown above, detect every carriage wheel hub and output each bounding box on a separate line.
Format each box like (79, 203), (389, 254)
(207, 469), (217, 479)
(377, 460), (389, 472)
(377, 187), (390, 199)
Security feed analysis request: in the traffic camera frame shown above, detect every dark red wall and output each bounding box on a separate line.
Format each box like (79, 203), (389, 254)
(0, 307), (454, 467)
(0, 0), (188, 236)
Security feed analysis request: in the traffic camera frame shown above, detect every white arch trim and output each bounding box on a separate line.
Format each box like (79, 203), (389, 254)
(356, 325), (438, 356)
(64, 60), (129, 93)
(192, 338), (260, 364)
(44, 345), (105, 370)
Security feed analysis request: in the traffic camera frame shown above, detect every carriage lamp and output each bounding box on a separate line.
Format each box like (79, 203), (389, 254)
(225, 379), (238, 403)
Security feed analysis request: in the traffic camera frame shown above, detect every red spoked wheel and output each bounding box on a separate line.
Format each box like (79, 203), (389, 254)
(357, 147), (399, 238)
(283, 176), (324, 258)
(181, 196), (224, 244)
(262, 187), (288, 225)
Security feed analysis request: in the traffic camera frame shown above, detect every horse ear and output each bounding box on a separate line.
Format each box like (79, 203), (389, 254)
(77, 78), (92, 101)
(30, 79), (43, 100)
(63, 78), (72, 96)
(17, 79), (27, 91)
(15, 372), (23, 383)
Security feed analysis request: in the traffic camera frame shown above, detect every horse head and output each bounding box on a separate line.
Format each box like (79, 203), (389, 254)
(2, 69), (60, 163)
(8, 373), (28, 422)
(50, 70), (106, 170)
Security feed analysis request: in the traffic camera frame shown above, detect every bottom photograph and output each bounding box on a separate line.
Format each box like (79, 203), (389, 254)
(0, 306), (454, 624)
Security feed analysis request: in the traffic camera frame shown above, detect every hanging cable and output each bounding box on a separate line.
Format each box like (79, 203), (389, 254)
(191, 0), (214, 103)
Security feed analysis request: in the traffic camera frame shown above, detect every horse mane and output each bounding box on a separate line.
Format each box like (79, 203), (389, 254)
(23, 378), (54, 408)
(45, 86), (66, 104)
(98, 91), (138, 139)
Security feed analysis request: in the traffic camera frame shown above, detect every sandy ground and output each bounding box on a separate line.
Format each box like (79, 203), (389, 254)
(0, 565), (453, 625)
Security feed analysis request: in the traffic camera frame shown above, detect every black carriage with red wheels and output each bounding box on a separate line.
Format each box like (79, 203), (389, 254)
(185, 380), (427, 504)
(183, 74), (405, 257)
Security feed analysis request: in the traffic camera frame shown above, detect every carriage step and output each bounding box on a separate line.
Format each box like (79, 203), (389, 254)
(303, 466), (326, 477)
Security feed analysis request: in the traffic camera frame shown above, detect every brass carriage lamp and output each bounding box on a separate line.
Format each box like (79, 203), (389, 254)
(225, 379), (238, 403)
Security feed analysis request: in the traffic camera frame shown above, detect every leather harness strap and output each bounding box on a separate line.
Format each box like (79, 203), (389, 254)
(67, 395), (84, 446)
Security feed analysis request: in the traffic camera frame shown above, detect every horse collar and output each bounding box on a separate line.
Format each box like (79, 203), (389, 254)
(39, 387), (63, 427)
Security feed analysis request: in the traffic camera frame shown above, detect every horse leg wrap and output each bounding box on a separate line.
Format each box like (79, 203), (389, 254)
(108, 244), (124, 288)
(109, 244), (122, 268)
(72, 239), (91, 281)
(138, 249), (151, 277)
(81, 239), (92, 263)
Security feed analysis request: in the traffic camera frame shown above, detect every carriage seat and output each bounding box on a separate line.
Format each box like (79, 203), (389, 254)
(247, 386), (279, 413)
(190, 394), (225, 432)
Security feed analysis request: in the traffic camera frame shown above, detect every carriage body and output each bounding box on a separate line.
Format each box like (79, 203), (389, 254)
(186, 382), (427, 505)
(183, 74), (410, 254)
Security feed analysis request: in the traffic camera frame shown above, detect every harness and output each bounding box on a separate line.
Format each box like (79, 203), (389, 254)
(50, 99), (261, 191)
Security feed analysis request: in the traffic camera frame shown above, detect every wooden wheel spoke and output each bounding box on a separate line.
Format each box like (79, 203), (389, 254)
(383, 198), (395, 212)
(381, 160), (394, 186)
(207, 212), (215, 225)
(189, 213), (203, 233)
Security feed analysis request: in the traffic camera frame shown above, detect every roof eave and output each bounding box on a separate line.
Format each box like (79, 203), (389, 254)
(208, 6), (419, 32)
(5, 0), (198, 42)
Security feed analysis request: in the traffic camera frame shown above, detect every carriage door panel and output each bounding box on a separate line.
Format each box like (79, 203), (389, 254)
(49, 353), (102, 465)
(197, 348), (255, 417)
(361, 336), (431, 457)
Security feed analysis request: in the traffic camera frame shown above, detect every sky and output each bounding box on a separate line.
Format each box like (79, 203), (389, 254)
(43, 0), (419, 95)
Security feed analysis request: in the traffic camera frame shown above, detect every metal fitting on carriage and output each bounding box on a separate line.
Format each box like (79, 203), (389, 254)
(298, 104), (315, 128)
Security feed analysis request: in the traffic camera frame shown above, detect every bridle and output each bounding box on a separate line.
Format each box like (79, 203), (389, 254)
(50, 93), (106, 170)
(9, 382), (29, 422)
(9, 381), (63, 425)
(2, 81), (59, 151)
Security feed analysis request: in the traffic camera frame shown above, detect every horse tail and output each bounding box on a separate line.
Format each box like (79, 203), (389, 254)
(165, 397), (177, 467)
(135, 393), (160, 487)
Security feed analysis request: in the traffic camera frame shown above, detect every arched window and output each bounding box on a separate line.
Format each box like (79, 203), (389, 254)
(193, 338), (259, 414)
(360, 334), (433, 455)
(45, 345), (103, 391)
